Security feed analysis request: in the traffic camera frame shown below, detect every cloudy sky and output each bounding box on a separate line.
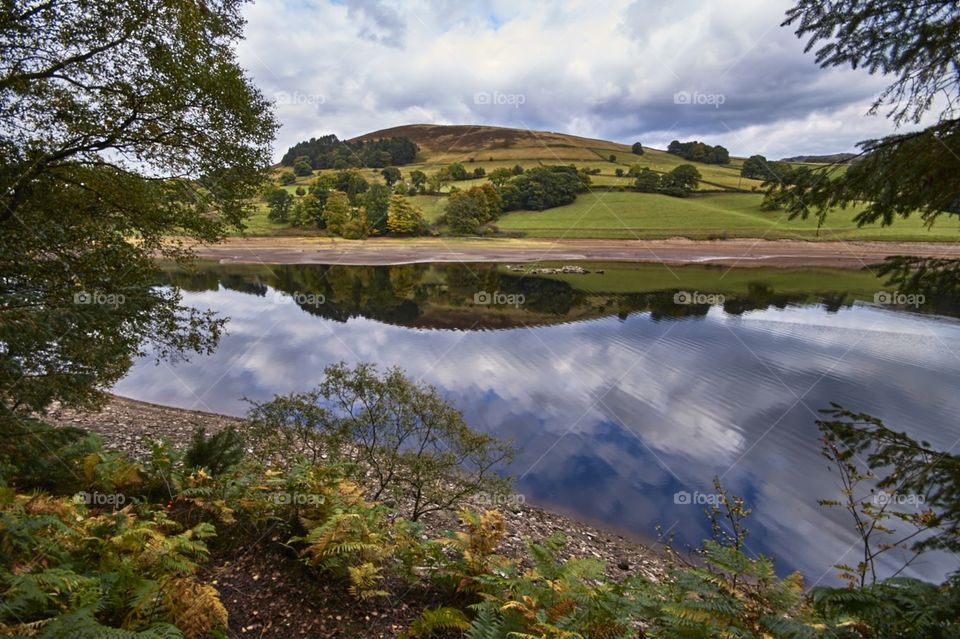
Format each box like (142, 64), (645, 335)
(238, 0), (911, 161)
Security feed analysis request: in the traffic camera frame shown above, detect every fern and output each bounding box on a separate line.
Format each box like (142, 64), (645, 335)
(347, 563), (389, 600)
(162, 578), (228, 639)
(402, 606), (471, 638)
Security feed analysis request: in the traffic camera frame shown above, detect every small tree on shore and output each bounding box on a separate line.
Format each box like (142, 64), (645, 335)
(323, 191), (351, 235)
(247, 363), (514, 520)
(387, 194), (425, 235)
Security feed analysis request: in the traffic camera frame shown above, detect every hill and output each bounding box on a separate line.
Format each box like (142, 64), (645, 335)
(253, 124), (958, 243)
(349, 123), (753, 191)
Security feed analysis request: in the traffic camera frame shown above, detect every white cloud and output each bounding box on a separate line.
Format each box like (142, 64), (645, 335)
(236, 0), (915, 161)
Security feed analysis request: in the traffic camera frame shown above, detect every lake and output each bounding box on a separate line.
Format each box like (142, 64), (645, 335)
(115, 261), (960, 584)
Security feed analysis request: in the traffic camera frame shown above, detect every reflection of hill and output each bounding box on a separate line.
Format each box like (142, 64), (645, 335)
(157, 262), (960, 329)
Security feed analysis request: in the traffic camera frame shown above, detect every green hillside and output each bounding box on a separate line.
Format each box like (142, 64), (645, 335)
(253, 124), (957, 243)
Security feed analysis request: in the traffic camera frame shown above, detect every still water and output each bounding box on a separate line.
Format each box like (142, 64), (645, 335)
(116, 262), (960, 584)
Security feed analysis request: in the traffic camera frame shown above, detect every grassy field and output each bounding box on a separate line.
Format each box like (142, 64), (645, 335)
(494, 192), (960, 241)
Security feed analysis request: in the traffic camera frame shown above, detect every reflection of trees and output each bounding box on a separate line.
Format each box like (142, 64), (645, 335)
(156, 263), (960, 330)
(879, 257), (960, 317)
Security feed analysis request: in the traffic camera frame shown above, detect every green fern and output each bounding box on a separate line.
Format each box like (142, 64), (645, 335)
(402, 606), (471, 638)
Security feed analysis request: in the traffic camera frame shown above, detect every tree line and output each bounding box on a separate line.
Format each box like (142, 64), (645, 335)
(280, 134), (419, 170)
(667, 139), (730, 164)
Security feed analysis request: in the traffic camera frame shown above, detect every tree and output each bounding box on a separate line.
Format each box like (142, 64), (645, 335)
(279, 171), (296, 185)
(333, 170), (369, 204)
(444, 185), (503, 234)
(387, 195), (425, 235)
(363, 183), (391, 235)
(426, 167), (451, 193)
(409, 169), (427, 192)
(666, 140), (729, 164)
(445, 192), (484, 235)
(323, 191), (352, 235)
(631, 142), (644, 155)
(608, 154), (617, 162)
(294, 193), (324, 227)
(381, 166), (401, 186)
(340, 208), (371, 239)
(447, 162), (468, 180)
(511, 166), (588, 210)
(472, 167), (486, 178)
(766, 0), (960, 232)
(0, 0), (275, 420)
(280, 134), (418, 169)
(660, 164), (702, 196)
(471, 183), (503, 223)
(615, 168), (624, 177)
(293, 155), (313, 176)
(633, 168), (661, 192)
(266, 187), (295, 222)
(741, 155), (792, 182)
(295, 186), (306, 196)
(741, 154), (771, 179)
(488, 167), (513, 187)
(247, 363), (514, 520)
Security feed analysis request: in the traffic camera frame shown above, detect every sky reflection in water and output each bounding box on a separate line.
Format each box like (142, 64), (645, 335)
(116, 264), (960, 583)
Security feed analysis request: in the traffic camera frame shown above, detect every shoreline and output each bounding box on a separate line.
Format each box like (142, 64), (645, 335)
(179, 236), (960, 269)
(49, 395), (669, 583)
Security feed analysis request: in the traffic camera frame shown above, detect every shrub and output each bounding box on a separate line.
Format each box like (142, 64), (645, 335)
(247, 362), (514, 520)
(0, 492), (227, 638)
(466, 531), (649, 639)
(183, 426), (245, 476)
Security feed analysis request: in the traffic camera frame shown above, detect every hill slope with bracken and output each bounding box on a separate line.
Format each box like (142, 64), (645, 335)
(350, 123), (752, 190)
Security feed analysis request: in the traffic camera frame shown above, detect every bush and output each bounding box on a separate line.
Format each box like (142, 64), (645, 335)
(510, 165), (588, 210)
(246, 362), (514, 520)
(445, 184), (502, 235)
(184, 426), (245, 476)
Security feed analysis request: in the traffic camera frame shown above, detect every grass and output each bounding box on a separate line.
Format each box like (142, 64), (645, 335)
(511, 261), (887, 296)
(495, 192), (960, 241)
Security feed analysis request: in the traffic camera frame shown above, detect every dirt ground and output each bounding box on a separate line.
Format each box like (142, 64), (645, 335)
(177, 236), (960, 269)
